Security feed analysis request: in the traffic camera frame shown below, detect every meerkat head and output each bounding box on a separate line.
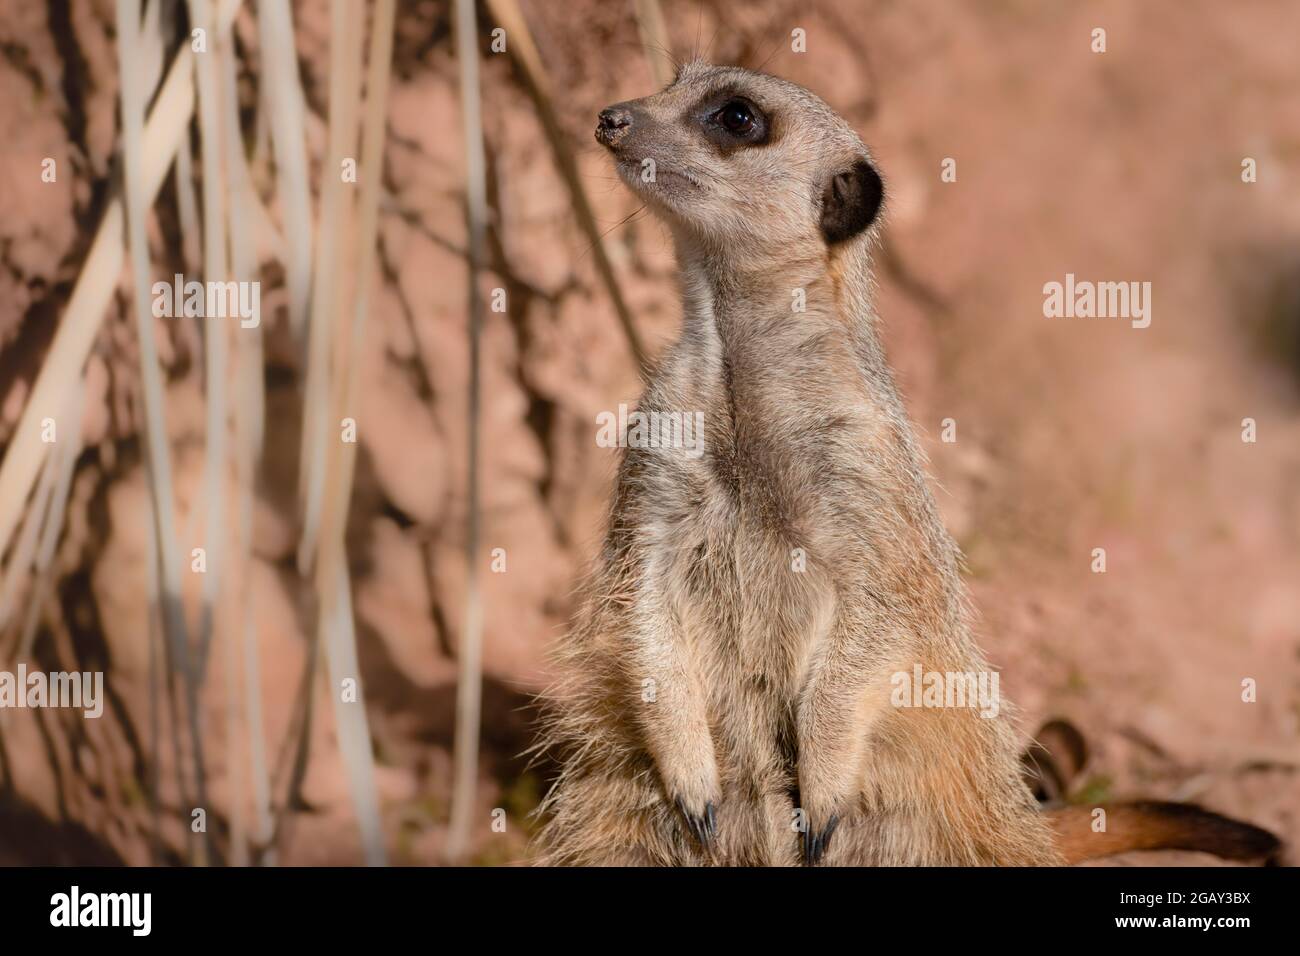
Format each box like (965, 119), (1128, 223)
(595, 62), (884, 261)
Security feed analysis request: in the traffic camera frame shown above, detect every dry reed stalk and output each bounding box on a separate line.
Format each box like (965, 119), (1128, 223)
(0, 445), (57, 636)
(218, 591), (248, 865)
(16, 376), (86, 660)
(445, 0), (489, 865)
(276, 0), (367, 860)
(322, 563), (386, 864)
(308, 0), (397, 867)
(296, 0), (366, 576)
(145, 517), (163, 861)
(256, 0), (313, 342)
(634, 0), (675, 87)
(230, 214), (269, 861)
(227, 202), (272, 862)
(483, 0), (649, 376)
(334, 0), (396, 515)
(215, 5), (254, 866)
(221, 3), (275, 866)
(236, 330), (273, 863)
(117, 0), (210, 862)
(130, 384), (183, 862)
(187, 0), (230, 681)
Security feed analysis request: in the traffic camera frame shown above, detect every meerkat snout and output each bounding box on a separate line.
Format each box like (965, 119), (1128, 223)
(595, 105), (634, 147)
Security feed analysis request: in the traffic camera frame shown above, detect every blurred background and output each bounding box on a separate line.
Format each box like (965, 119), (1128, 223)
(0, 0), (1297, 866)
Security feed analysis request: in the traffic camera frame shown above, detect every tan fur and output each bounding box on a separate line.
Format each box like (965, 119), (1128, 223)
(1049, 803), (1282, 865)
(533, 63), (1059, 866)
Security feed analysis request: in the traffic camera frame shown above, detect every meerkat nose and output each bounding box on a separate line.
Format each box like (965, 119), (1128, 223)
(595, 105), (634, 146)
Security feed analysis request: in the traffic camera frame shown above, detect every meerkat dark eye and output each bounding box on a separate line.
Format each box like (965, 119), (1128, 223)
(699, 95), (768, 148)
(718, 101), (754, 134)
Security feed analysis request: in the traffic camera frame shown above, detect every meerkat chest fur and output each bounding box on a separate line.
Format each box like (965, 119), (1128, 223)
(632, 253), (921, 702)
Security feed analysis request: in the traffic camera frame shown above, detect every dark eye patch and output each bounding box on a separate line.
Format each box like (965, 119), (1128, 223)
(693, 91), (771, 151)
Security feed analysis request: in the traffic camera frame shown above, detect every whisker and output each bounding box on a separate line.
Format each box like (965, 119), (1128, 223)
(693, 2), (704, 62)
(578, 203), (649, 263)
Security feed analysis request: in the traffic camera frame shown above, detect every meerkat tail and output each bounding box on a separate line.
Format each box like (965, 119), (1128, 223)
(1047, 801), (1282, 865)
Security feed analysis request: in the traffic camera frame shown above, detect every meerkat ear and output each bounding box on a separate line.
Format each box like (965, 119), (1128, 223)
(819, 158), (884, 244)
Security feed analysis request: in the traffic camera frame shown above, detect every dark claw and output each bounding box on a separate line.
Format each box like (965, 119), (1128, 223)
(675, 797), (718, 848)
(803, 814), (840, 866)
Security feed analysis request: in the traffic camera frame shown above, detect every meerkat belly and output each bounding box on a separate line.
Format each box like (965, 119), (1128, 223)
(644, 427), (848, 696)
(651, 486), (829, 694)
(642, 449), (845, 802)
(659, 511), (833, 816)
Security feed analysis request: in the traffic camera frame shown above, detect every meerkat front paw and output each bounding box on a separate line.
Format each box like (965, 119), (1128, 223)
(802, 811), (841, 865)
(674, 796), (718, 848)
(797, 781), (849, 865)
(640, 681), (723, 850)
(795, 662), (892, 864)
(795, 741), (861, 865)
(662, 757), (722, 849)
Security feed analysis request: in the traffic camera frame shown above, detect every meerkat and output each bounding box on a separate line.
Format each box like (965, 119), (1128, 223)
(532, 63), (1280, 867)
